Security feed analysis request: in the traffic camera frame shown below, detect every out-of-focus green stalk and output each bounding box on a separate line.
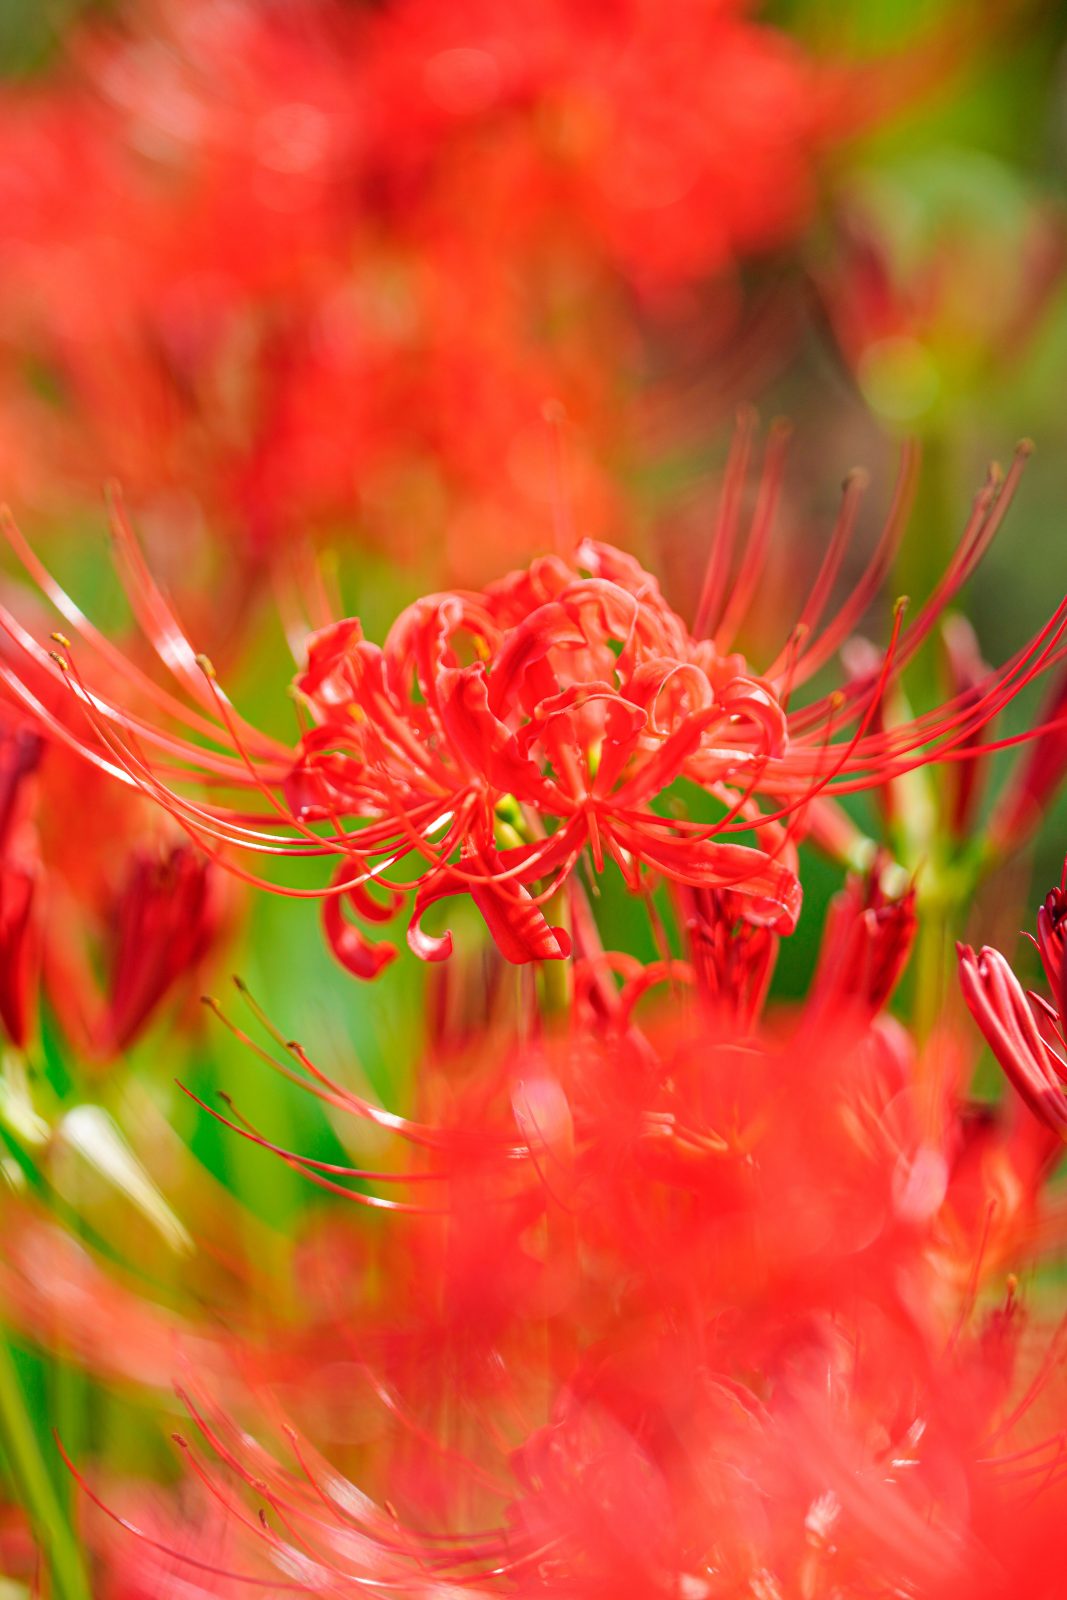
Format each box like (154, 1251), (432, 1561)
(895, 429), (954, 710)
(0, 1330), (90, 1600)
(892, 429), (974, 1037)
(535, 886), (573, 1022)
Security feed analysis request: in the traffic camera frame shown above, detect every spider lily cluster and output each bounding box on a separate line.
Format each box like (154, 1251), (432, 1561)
(0, 5), (1066, 1599)
(0, 431), (1066, 1597)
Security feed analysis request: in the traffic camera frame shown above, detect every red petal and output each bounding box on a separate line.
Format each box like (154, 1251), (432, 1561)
(610, 819), (802, 934)
(323, 868), (398, 980)
(439, 664), (557, 804)
(407, 832), (580, 966)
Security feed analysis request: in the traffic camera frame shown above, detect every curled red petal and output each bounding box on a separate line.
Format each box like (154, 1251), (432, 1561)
(295, 618), (366, 709)
(610, 819), (802, 934)
(439, 664), (556, 802)
(323, 869), (398, 980)
(408, 840), (574, 966)
(486, 602), (586, 716)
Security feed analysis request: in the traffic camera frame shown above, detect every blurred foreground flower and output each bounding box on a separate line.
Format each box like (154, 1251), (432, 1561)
(52, 899), (1067, 1598)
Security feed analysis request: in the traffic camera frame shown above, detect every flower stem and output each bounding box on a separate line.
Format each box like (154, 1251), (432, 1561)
(535, 885), (573, 1023)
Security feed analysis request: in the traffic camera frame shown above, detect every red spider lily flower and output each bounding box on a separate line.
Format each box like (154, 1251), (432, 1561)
(813, 857), (917, 1015)
(0, 0), (986, 598)
(287, 542), (803, 966)
(1, 434), (1063, 977)
(0, 670), (222, 1061)
(63, 985), (1067, 1600)
(43, 836), (218, 1061)
(675, 883), (778, 1026)
(958, 864), (1067, 1139)
(0, 0), (836, 587)
(1034, 867), (1067, 1008)
(958, 943), (1067, 1137)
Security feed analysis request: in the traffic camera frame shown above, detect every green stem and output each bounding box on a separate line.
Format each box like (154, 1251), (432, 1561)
(535, 885), (573, 1024)
(910, 845), (985, 1041)
(0, 1330), (91, 1600)
(912, 879), (952, 1042)
(890, 428), (973, 1038)
(894, 429), (955, 705)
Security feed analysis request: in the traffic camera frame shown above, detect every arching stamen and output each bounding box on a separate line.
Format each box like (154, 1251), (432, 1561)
(693, 405), (756, 640)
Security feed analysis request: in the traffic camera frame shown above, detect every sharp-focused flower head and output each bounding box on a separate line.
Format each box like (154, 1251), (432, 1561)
(1, 432), (1060, 984)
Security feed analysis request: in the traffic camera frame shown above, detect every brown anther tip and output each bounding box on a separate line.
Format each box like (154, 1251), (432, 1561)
(50, 631), (71, 649)
(217, 1091), (234, 1109)
(231, 974), (247, 992)
(258, 1510), (270, 1530)
(195, 653), (217, 680)
(285, 1039), (301, 1053)
(172, 1433), (188, 1449)
(48, 652), (69, 673)
(200, 994), (220, 1010)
